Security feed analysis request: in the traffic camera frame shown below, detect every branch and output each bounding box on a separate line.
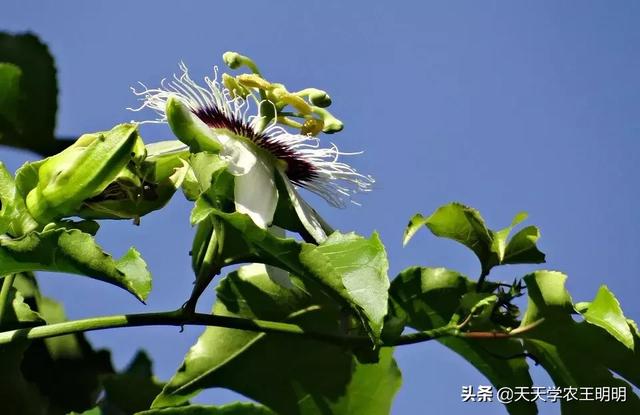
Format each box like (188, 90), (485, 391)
(0, 304), (546, 350)
(0, 309), (371, 346)
(459, 318), (545, 338)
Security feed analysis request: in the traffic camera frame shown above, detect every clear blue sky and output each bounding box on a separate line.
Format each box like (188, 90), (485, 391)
(2, 1), (639, 414)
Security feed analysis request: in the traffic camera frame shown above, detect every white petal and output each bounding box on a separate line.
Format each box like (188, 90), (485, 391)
(234, 154), (278, 229)
(277, 169), (330, 243)
(218, 133), (257, 175)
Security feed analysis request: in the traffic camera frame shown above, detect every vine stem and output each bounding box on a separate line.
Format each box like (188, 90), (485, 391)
(0, 309), (369, 346)
(0, 306), (545, 348)
(0, 274), (16, 325)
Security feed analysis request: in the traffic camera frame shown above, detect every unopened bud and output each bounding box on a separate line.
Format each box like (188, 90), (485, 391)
(25, 124), (143, 224)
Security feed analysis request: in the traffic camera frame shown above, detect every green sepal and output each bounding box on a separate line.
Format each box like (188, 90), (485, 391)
(166, 97), (222, 153)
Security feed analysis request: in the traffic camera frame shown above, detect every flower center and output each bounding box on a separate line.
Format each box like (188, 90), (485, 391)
(193, 105), (319, 187)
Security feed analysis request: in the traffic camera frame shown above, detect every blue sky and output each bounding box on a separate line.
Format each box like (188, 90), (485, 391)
(2, 1), (639, 413)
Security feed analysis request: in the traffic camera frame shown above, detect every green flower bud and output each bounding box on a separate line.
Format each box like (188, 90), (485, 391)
(26, 124), (143, 224)
(77, 148), (189, 223)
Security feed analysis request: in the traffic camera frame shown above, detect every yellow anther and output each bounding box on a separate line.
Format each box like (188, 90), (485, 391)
(222, 74), (250, 98)
(237, 73), (271, 90)
(280, 94), (312, 115)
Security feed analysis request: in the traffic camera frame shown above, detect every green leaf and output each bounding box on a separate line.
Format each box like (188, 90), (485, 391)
(192, 196), (389, 342)
(491, 211), (527, 262)
(581, 285), (634, 350)
(0, 226), (152, 301)
(520, 271), (640, 414)
(0, 162), (38, 236)
(0, 32), (63, 156)
(153, 264), (401, 414)
(299, 231), (389, 341)
(0, 63), (21, 129)
(502, 226), (545, 265)
(1, 285), (43, 329)
(389, 266), (535, 415)
(403, 203), (545, 275)
(188, 153), (234, 225)
(138, 402), (277, 415)
(101, 350), (165, 414)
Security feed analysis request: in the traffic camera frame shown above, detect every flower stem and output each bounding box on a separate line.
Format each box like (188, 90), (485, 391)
(0, 274), (16, 326)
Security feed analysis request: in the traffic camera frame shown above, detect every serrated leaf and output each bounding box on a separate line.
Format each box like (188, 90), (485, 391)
(404, 203), (545, 275)
(2, 285), (43, 329)
(520, 271), (640, 413)
(0, 162), (38, 236)
(153, 264), (401, 414)
(502, 226), (545, 265)
(299, 231), (389, 341)
(389, 266), (535, 415)
(0, 32), (65, 156)
(191, 204), (389, 342)
(581, 285), (634, 350)
(491, 211), (528, 262)
(0, 226), (151, 301)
